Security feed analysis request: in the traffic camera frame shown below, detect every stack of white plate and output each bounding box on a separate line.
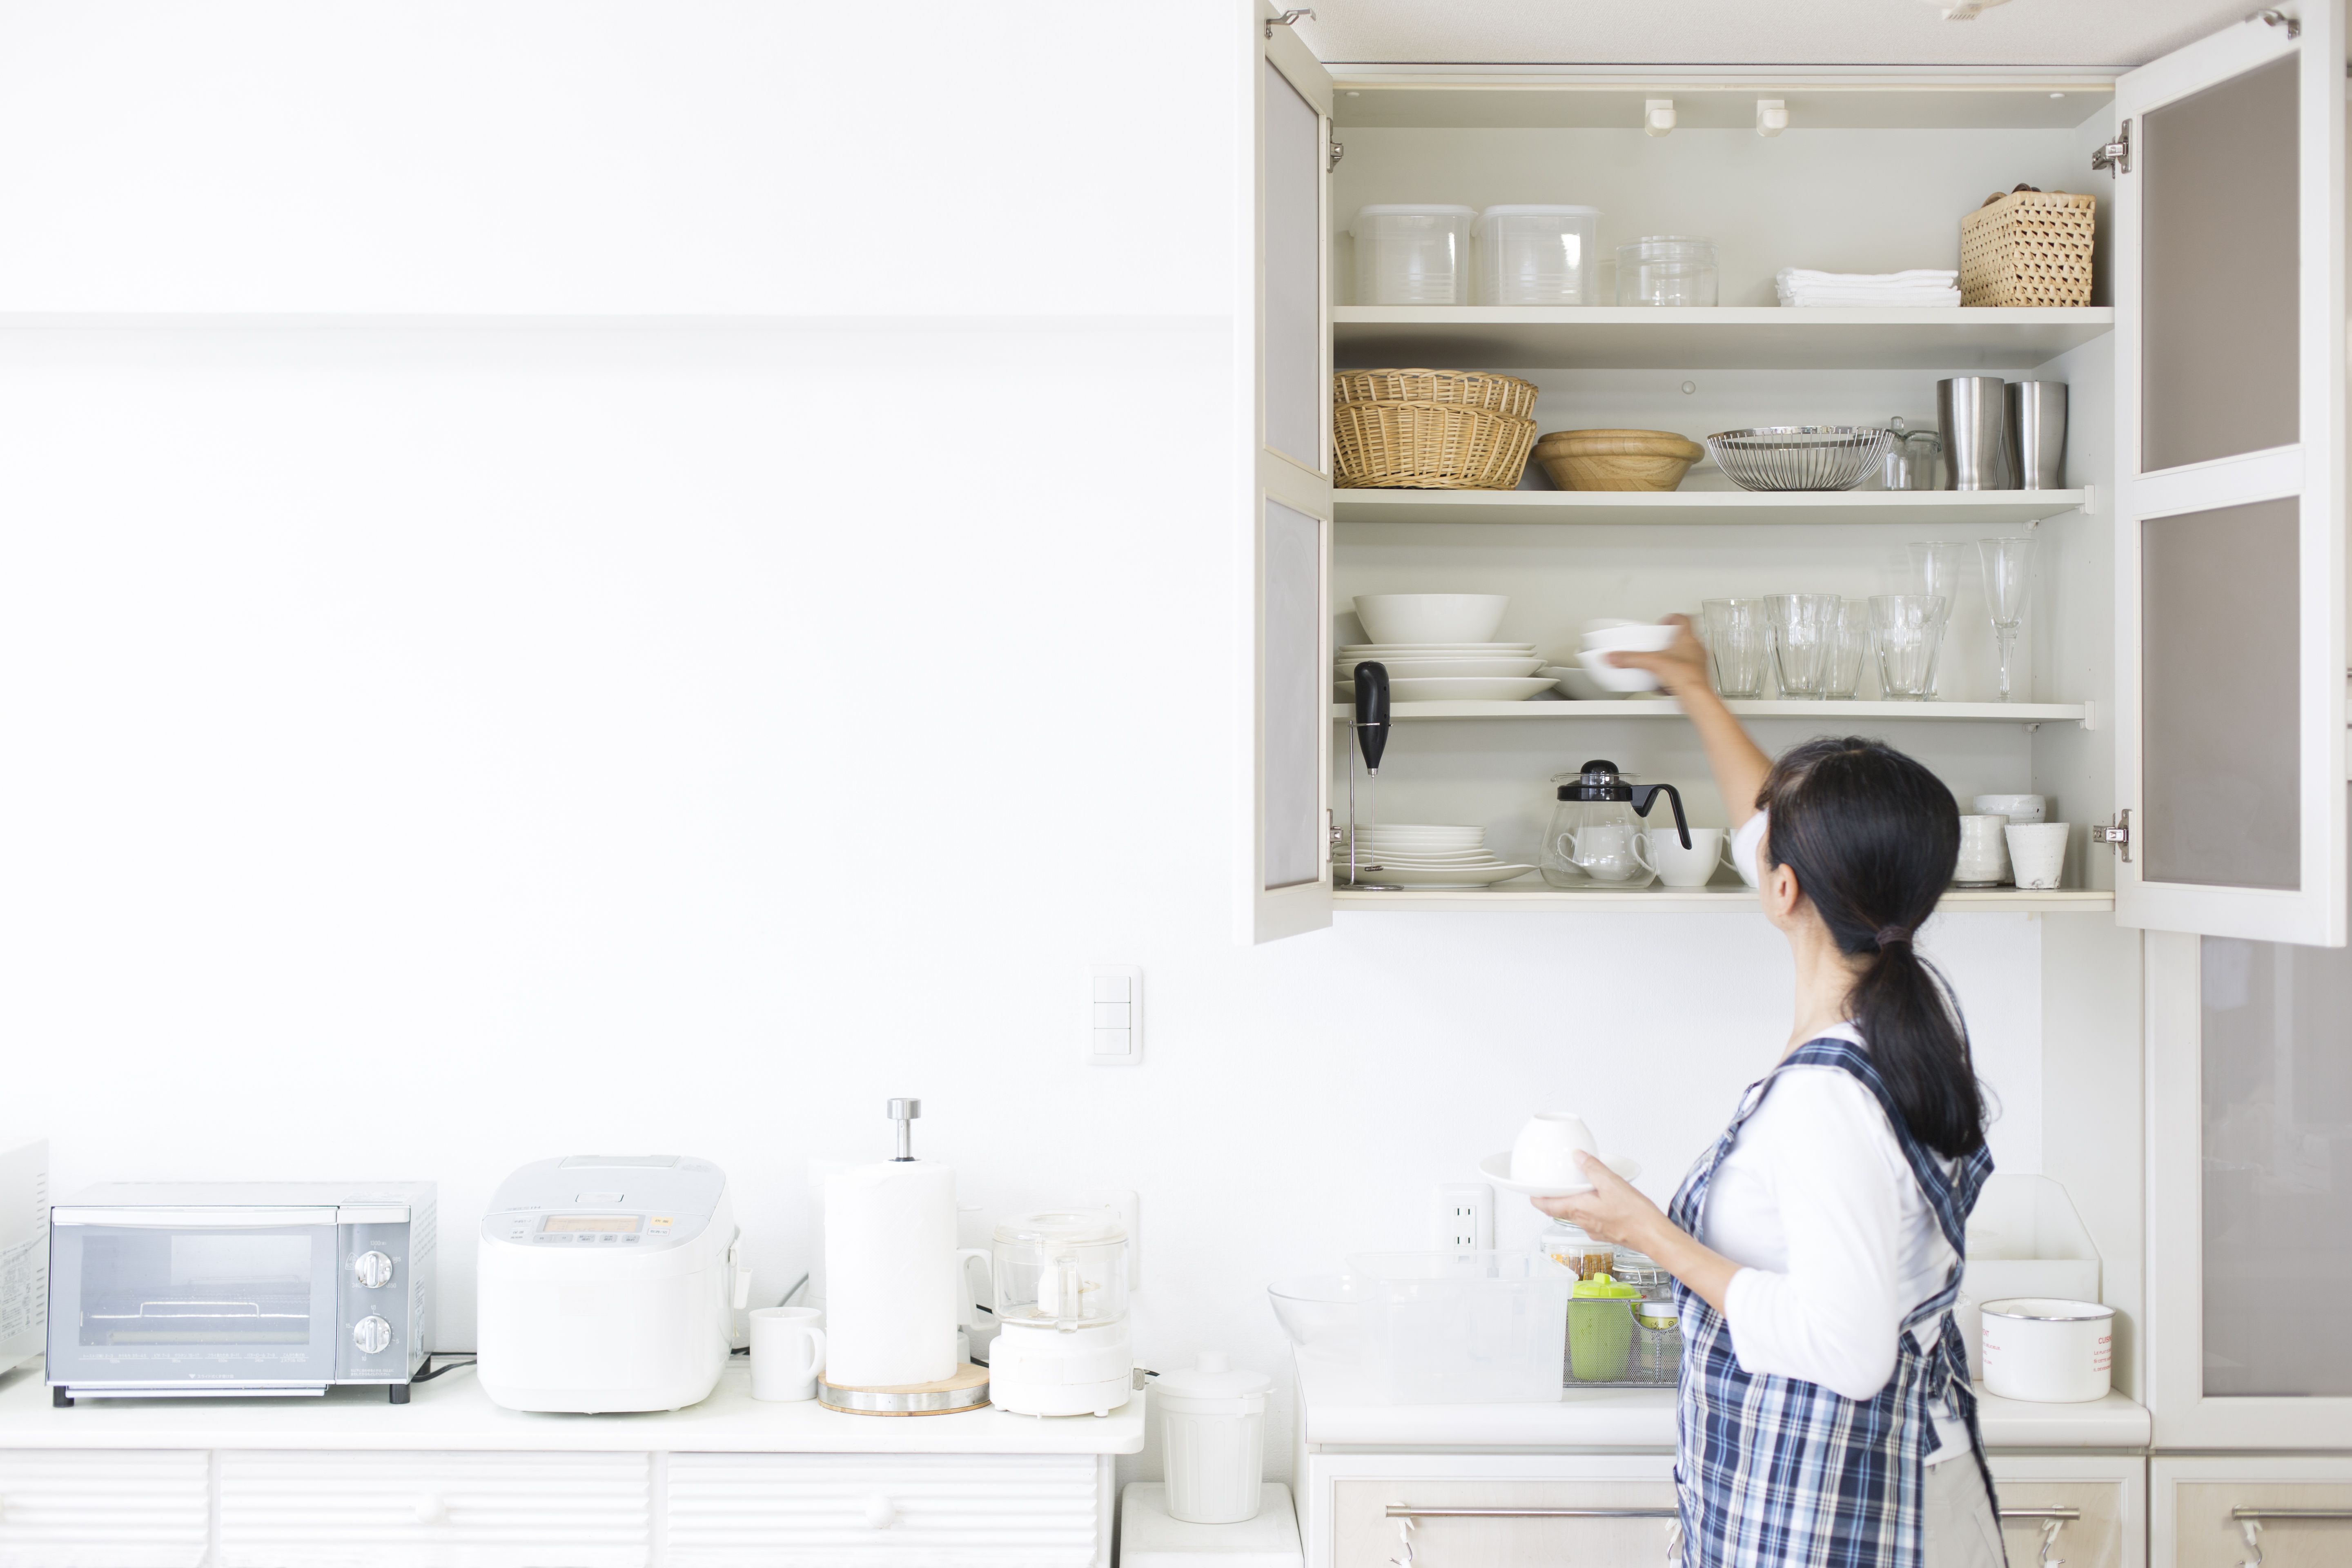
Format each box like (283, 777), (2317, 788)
(1336, 824), (1535, 888)
(1335, 643), (1553, 703)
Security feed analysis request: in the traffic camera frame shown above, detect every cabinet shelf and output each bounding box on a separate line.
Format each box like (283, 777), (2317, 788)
(1334, 489), (2088, 527)
(1332, 306), (2113, 370)
(1333, 699), (2087, 724)
(1334, 885), (2114, 914)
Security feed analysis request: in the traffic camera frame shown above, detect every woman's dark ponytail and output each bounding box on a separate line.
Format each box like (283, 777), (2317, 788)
(1758, 737), (1987, 1159)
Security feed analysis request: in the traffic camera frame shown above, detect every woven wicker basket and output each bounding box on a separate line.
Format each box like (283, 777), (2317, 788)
(1333, 368), (1539, 422)
(1960, 189), (2097, 307)
(1333, 401), (1537, 490)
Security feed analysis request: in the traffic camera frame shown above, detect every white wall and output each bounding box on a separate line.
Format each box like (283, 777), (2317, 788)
(0, 4), (2060, 1481)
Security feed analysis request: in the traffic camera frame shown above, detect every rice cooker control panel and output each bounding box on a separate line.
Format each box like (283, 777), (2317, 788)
(479, 1157), (723, 1253)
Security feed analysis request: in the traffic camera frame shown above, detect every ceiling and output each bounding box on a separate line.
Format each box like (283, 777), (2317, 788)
(1295, 0), (2261, 68)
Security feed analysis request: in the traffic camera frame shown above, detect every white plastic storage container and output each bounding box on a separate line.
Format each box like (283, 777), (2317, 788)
(1267, 1252), (1574, 1404)
(1476, 205), (1601, 305)
(1351, 205), (1476, 305)
(1155, 1352), (1272, 1525)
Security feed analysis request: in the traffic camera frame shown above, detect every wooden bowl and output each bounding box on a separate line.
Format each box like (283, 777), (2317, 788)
(1534, 428), (1706, 492)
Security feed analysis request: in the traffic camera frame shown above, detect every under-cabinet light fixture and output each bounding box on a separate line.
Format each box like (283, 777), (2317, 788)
(1644, 98), (1675, 136)
(1756, 98), (1788, 137)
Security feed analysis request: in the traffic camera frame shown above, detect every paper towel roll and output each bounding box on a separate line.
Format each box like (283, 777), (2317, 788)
(822, 1159), (958, 1387)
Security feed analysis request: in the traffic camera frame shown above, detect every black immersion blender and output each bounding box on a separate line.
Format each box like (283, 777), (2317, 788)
(1346, 661), (1399, 891)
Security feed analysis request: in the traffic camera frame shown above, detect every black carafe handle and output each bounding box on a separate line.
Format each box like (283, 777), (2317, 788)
(1632, 782), (1690, 849)
(1353, 662), (1390, 771)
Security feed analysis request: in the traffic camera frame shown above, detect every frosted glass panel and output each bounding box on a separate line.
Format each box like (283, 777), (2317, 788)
(1262, 61), (1323, 472)
(1262, 499), (1322, 890)
(2142, 499), (2300, 889)
(2141, 54), (2299, 471)
(2202, 898), (2352, 1396)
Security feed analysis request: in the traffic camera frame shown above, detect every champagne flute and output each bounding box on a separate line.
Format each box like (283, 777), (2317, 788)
(1978, 535), (2038, 701)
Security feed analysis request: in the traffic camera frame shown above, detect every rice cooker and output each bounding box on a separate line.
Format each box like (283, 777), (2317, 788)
(477, 1156), (749, 1413)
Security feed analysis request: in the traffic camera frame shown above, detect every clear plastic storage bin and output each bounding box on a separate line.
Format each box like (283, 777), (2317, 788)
(1475, 205), (1601, 304)
(1616, 236), (1719, 306)
(1352, 205), (1477, 305)
(1267, 1252), (1574, 1403)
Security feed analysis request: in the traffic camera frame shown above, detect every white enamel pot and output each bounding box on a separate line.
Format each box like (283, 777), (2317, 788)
(1978, 1297), (2114, 1403)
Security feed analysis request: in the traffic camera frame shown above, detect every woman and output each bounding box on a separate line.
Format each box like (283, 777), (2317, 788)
(1542, 618), (2003, 1568)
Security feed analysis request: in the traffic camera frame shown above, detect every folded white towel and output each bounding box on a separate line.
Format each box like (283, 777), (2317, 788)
(1780, 287), (1963, 307)
(1776, 268), (1958, 287)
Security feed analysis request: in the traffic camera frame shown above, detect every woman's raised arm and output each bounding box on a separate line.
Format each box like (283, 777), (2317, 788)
(1608, 614), (1771, 829)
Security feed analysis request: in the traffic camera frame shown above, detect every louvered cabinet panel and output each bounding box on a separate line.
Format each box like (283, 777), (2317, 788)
(0, 1450), (209, 1568)
(218, 1450), (650, 1568)
(666, 1452), (1104, 1568)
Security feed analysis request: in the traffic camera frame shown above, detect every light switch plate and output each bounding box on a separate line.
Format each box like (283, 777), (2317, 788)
(1088, 965), (1143, 1065)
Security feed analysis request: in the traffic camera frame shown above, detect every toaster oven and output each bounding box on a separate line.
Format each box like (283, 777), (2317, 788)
(46, 1182), (434, 1405)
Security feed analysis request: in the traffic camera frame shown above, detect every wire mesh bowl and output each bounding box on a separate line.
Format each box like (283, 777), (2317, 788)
(1705, 426), (1895, 492)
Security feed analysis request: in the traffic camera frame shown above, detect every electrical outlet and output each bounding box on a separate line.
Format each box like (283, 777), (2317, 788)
(1435, 1183), (1493, 1253)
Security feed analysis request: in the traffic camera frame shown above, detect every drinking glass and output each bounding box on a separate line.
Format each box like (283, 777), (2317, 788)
(1871, 594), (1948, 699)
(1907, 541), (1967, 696)
(1765, 594), (1840, 697)
(1822, 600), (1870, 698)
(1701, 597), (1770, 699)
(1978, 535), (2038, 701)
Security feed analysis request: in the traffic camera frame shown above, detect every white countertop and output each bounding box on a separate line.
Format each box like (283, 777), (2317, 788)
(1297, 1363), (2149, 1452)
(0, 1361), (1146, 1455)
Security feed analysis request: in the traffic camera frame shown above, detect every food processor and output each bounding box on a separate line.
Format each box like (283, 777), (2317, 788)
(985, 1209), (1133, 1417)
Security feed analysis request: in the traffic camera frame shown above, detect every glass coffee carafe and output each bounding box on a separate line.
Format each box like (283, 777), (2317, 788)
(1540, 760), (1690, 889)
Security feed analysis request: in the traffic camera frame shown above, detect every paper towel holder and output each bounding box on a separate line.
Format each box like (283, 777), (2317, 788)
(885, 1098), (920, 1161)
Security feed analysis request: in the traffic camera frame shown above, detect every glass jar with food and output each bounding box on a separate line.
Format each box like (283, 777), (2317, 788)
(1539, 1219), (1615, 1280)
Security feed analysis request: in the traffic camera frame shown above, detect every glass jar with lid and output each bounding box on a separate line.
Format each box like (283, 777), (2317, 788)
(1538, 1218), (1615, 1280)
(991, 1210), (1129, 1330)
(1610, 1247), (1672, 1298)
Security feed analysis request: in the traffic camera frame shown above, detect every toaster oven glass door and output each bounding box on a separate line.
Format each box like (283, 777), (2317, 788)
(47, 1217), (341, 1385)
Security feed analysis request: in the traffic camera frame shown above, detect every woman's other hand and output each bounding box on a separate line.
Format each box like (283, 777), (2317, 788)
(1531, 1151), (1669, 1250)
(1606, 612), (1709, 697)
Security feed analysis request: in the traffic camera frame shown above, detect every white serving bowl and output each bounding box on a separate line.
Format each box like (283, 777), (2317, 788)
(1353, 594), (1510, 644)
(1577, 649), (1664, 693)
(1973, 793), (2048, 824)
(1581, 621), (1679, 654)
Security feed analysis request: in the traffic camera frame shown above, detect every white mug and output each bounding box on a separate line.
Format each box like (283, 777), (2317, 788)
(1557, 824), (1654, 883)
(1955, 813), (2011, 886)
(750, 1306), (826, 1401)
(2005, 822), (2069, 890)
(1510, 1112), (1598, 1186)
(1643, 826), (1731, 889)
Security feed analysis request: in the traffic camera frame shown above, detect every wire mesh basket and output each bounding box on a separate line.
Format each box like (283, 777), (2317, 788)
(1705, 426), (1894, 492)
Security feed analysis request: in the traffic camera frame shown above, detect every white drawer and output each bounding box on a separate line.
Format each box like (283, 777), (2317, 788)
(218, 1450), (650, 1568)
(2155, 1457), (2352, 1568)
(1987, 1455), (2146, 1568)
(665, 1452), (1104, 1568)
(0, 1450), (209, 1568)
(1329, 1467), (1679, 1568)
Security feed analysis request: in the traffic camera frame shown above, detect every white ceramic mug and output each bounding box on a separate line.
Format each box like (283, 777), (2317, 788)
(1644, 826), (1731, 889)
(1557, 823), (1654, 883)
(749, 1306), (826, 1401)
(1955, 813), (2011, 885)
(1510, 1112), (1598, 1185)
(1972, 793), (2047, 824)
(2005, 822), (2069, 890)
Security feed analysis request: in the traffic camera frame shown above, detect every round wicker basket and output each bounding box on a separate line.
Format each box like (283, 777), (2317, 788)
(1333, 401), (1537, 490)
(1333, 368), (1539, 422)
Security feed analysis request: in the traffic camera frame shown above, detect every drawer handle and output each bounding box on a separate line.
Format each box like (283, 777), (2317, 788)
(2001, 1509), (2078, 1568)
(414, 1493), (449, 1527)
(2230, 1509), (2352, 1568)
(1385, 1507), (1680, 1519)
(863, 1495), (895, 1530)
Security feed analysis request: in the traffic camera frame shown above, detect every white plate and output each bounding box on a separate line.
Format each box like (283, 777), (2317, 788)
(1340, 644), (1539, 656)
(1384, 677), (1557, 703)
(1477, 1150), (1646, 1198)
(1358, 862), (1535, 886)
(1335, 658), (1546, 679)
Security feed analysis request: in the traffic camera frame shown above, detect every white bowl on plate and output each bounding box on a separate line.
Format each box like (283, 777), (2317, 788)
(1476, 1149), (1645, 1198)
(1577, 649), (1664, 693)
(1353, 594), (1510, 644)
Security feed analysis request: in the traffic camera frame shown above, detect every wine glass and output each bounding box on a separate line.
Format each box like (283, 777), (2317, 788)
(1977, 535), (2038, 701)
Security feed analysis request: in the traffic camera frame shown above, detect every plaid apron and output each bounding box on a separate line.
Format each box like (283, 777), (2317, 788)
(1668, 1036), (2000, 1568)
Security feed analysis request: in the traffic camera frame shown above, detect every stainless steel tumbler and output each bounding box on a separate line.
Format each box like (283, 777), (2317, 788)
(2005, 381), (2067, 490)
(1938, 376), (2012, 490)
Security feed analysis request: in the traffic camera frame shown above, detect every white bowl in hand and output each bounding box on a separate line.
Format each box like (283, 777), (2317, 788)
(1577, 648), (1664, 693)
(1581, 621), (1678, 654)
(1353, 593), (1509, 644)
(1510, 1112), (1599, 1185)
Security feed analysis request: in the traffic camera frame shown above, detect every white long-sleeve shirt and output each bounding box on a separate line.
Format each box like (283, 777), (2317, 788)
(1700, 1020), (1972, 1462)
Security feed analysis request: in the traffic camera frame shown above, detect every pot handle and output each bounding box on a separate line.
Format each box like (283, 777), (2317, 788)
(1631, 783), (1690, 849)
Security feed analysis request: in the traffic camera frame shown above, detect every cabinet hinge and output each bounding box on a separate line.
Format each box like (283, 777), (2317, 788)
(1265, 7), (1314, 38)
(2091, 119), (2131, 178)
(2250, 7), (2301, 41)
(2091, 809), (2132, 862)
(1327, 139), (1345, 172)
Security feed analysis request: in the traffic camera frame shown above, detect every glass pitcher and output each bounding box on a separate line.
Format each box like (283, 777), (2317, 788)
(1879, 415), (1943, 491)
(1540, 760), (1690, 889)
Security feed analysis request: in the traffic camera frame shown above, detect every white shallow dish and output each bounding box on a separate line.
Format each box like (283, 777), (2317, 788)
(1383, 676), (1557, 702)
(1335, 657), (1546, 678)
(1356, 862), (1535, 886)
(1477, 1150), (1645, 1198)
(1339, 642), (1539, 655)
(1341, 851), (1501, 865)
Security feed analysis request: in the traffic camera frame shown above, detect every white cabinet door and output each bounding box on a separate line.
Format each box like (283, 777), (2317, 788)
(0, 1450), (208, 1568)
(1299, 1454), (1679, 1568)
(1987, 1455), (2147, 1568)
(2154, 1456), (2352, 1568)
(1245, 6), (1335, 944)
(2110, 2), (2348, 944)
(217, 1450), (651, 1568)
(664, 1452), (1107, 1568)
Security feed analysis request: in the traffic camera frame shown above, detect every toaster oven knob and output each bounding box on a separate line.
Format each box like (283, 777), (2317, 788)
(354, 1251), (394, 1290)
(352, 1315), (393, 1356)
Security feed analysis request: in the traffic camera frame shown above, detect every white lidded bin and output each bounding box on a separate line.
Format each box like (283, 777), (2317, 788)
(1351, 205), (1476, 305)
(1475, 205), (1601, 304)
(1979, 1297), (2114, 1403)
(1156, 1352), (1273, 1524)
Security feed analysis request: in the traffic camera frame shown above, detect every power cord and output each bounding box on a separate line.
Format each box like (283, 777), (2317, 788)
(411, 1353), (477, 1384)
